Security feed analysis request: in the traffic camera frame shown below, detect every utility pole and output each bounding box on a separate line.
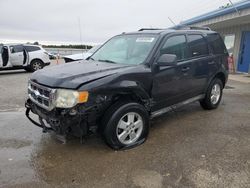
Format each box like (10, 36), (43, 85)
(78, 17), (85, 57)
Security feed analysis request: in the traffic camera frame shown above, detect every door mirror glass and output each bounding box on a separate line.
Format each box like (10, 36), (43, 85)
(157, 54), (177, 66)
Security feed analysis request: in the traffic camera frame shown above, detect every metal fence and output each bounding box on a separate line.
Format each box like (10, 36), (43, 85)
(44, 48), (88, 56)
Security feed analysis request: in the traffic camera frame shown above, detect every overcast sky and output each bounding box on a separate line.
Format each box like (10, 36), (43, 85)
(0, 0), (240, 45)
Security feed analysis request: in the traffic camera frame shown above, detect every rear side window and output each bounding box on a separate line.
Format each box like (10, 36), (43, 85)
(207, 33), (227, 55)
(24, 46), (41, 52)
(160, 35), (189, 61)
(188, 34), (209, 57)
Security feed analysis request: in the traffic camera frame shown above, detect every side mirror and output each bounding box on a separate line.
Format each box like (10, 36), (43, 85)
(157, 54), (177, 66)
(10, 47), (15, 53)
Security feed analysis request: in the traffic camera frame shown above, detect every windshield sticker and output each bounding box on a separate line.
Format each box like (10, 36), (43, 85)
(136, 37), (155, 43)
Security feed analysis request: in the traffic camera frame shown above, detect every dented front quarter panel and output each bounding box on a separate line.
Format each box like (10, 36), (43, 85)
(79, 64), (153, 105)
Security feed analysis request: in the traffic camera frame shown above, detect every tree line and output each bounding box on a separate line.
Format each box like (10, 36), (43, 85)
(42, 44), (93, 49)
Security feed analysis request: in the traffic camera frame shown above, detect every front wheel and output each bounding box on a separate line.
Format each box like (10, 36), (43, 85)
(103, 102), (149, 150)
(200, 78), (223, 110)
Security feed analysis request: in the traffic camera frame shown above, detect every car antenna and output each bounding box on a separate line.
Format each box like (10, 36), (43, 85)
(168, 17), (177, 26)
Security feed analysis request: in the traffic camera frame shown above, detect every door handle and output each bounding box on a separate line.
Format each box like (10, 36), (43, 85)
(182, 67), (190, 72)
(208, 61), (215, 65)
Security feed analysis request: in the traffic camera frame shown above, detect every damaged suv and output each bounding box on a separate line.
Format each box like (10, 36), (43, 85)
(25, 27), (229, 149)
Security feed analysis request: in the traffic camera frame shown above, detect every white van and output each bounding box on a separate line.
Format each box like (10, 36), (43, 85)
(0, 44), (50, 72)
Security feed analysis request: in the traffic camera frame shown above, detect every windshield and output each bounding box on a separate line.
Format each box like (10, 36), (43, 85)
(91, 35), (158, 65)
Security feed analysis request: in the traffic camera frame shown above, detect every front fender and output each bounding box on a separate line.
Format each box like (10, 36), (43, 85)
(87, 80), (151, 111)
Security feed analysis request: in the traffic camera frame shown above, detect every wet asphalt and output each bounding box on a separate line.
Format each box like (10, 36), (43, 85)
(0, 67), (250, 188)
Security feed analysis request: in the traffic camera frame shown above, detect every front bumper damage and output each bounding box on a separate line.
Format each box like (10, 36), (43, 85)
(25, 98), (98, 143)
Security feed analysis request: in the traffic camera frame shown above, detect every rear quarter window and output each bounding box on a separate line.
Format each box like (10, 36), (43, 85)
(24, 46), (41, 52)
(207, 33), (228, 55)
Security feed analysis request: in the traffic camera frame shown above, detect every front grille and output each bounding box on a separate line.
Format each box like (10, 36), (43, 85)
(28, 81), (56, 111)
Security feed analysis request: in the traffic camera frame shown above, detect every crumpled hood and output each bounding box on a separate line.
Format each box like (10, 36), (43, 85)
(30, 60), (131, 89)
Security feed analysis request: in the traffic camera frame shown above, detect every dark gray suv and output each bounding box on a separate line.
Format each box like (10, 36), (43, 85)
(25, 27), (229, 150)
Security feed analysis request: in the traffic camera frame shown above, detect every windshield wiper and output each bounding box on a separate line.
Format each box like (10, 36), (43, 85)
(98, 59), (117, 64)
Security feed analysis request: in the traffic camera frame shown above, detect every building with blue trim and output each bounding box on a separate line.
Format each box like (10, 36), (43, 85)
(179, 0), (250, 73)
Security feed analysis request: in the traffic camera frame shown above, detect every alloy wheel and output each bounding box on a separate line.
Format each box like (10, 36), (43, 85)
(210, 83), (221, 104)
(116, 112), (143, 145)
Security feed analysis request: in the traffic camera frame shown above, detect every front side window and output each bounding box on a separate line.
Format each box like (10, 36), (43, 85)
(10, 45), (24, 53)
(91, 35), (158, 65)
(188, 34), (209, 57)
(160, 35), (189, 61)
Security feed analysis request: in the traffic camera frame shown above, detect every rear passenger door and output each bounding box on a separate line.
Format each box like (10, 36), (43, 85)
(186, 34), (212, 95)
(207, 33), (228, 75)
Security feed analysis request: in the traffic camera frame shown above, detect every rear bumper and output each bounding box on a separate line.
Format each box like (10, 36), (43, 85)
(44, 62), (50, 66)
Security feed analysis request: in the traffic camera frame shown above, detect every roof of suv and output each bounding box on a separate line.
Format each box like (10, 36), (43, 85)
(4, 43), (42, 47)
(124, 28), (217, 36)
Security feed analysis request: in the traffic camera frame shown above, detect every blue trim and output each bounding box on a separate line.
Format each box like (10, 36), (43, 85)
(238, 31), (250, 72)
(180, 0), (250, 26)
(238, 31), (245, 71)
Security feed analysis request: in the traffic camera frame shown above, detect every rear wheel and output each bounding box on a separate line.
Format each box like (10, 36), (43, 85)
(30, 60), (44, 72)
(103, 101), (149, 150)
(200, 78), (223, 110)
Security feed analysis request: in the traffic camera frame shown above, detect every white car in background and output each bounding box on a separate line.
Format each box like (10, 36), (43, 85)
(0, 44), (50, 72)
(63, 45), (101, 63)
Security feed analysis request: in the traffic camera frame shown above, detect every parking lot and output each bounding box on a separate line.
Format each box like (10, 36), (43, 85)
(0, 63), (250, 188)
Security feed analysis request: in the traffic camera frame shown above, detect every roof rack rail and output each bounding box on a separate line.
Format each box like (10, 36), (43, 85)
(175, 25), (211, 31)
(138, 28), (164, 31)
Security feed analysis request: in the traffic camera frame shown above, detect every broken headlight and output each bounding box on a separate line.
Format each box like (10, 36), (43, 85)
(55, 89), (89, 108)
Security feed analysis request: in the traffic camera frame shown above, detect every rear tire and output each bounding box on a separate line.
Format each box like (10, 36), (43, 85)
(30, 60), (44, 72)
(102, 101), (149, 150)
(200, 78), (223, 110)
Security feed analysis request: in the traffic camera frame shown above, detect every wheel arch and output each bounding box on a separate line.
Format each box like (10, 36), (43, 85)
(29, 58), (44, 65)
(213, 72), (226, 88)
(109, 83), (151, 112)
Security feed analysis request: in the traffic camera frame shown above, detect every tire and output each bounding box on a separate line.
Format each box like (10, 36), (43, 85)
(200, 78), (223, 110)
(30, 60), (44, 72)
(102, 101), (149, 150)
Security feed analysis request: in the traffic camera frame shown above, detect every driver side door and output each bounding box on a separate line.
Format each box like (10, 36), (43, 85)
(9, 45), (24, 66)
(151, 34), (194, 111)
